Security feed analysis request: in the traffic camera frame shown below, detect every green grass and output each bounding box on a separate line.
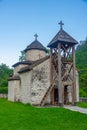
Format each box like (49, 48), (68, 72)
(0, 99), (87, 130)
(78, 102), (87, 108)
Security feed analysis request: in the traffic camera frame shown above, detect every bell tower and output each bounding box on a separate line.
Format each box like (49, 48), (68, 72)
(48, 21), (78, 106)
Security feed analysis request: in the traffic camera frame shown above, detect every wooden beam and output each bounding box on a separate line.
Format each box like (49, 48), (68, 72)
(51, 88), (54, 105)
(50, 48), (53, 84)
(72, 46), (77, 106)
(58, 43), (63, 106)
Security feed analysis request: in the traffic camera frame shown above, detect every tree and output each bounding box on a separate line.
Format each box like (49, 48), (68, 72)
(76, 37), (87, 97)
(0, 63), (13, 87)
(47, 49), (50, 55)
(19, 51), (26, 62)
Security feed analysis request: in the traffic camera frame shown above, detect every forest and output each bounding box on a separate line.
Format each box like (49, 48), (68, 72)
(76, 39), (87, 97)
(0, 40), (87, 97)
(0, 64), (13, 93)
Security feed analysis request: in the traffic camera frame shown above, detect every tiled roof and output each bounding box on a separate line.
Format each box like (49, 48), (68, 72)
(18, 55), (50, 73)
(47, 29), (78, 48)
(12, 60), (34, 67)
(24, 39), (47, 52)
(8, 75), (20, 81)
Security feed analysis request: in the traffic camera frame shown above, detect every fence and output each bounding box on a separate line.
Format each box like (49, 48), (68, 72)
(79, 97), (87, 102)
(0, 94), (8, 98)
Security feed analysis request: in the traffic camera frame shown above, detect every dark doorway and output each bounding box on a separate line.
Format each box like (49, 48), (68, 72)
(54, 88), (58, 105)
(64, 86), (68, 104)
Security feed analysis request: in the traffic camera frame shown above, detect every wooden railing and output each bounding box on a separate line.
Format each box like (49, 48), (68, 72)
(79, 97), (87, 102)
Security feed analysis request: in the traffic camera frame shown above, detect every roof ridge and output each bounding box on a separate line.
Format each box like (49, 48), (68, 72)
(47, 29), (78, 48)
(24, 39), (47, 52)
(18, 55), (50, 73)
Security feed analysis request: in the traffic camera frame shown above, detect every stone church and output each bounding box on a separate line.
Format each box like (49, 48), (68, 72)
(8, 22), (79, 106)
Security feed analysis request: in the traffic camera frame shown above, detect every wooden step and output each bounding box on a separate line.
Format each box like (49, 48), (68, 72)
(40, 84), (53, 106)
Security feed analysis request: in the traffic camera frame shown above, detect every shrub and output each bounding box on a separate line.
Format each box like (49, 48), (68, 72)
(0, 87), (8, 94)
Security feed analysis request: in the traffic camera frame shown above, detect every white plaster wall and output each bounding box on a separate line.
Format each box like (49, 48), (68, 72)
(19, 71), (32, 104)
(31, 58), (50, 105)
(8, 81), (15, 101)
(26, 50), (46, 61)
(8, 80), (20, 102)
(15, 81), (20, 101)
(65, 71), (79, 103)
(66, 70), (79, 103)
(76, 71), (79, 102)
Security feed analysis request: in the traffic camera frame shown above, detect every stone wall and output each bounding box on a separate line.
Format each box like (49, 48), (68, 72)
(8, 56), (79, 105)
(19, 58), (50, 105)
(26, 50), (46, 61)
(31, 58), (51, 105)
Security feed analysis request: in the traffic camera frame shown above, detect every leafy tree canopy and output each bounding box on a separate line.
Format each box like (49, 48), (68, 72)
(19, 51), (26, 62)
(0, 64), (13, 87)
(76, 38), (87, 96)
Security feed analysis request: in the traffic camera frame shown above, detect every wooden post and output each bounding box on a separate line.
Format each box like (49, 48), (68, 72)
(50, 48), (54, 105)
(50, 48), (53, 84)
(72, 46), (77, 106)
(58, 43), (63, 106)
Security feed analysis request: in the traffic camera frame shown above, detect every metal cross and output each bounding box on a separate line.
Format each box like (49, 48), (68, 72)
(34, 34), (38, 40)
(58, 21), (64, 30)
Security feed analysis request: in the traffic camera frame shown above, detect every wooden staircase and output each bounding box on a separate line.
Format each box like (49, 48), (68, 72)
(40, 84), (54, 106)
(40, 55), (58, 106)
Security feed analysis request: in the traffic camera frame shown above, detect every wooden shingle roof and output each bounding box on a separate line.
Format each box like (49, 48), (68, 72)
(18, 56), (50, 73)
(24, 39), (47, 52)
(12, 60), (33, 67)
(47, 28), (78, 48)
(8, 75), (20, 81)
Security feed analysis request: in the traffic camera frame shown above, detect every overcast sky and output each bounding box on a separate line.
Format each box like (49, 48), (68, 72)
(0, 0), (87, 68)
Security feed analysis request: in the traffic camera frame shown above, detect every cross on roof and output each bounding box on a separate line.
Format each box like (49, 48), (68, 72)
(34, 34), (38, 40)
(58, 21), (64, 30)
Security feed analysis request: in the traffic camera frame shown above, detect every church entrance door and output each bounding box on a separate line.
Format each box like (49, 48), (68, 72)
(64, 86), (68, 105)
(54, 88), (58, 105)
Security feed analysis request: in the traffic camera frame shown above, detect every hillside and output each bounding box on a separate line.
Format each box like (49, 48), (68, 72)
(76, 40), (87, 97)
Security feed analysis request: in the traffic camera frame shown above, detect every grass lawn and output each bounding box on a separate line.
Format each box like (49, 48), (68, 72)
(78, 102), (87, 108)
(0, 99), (87, 130)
